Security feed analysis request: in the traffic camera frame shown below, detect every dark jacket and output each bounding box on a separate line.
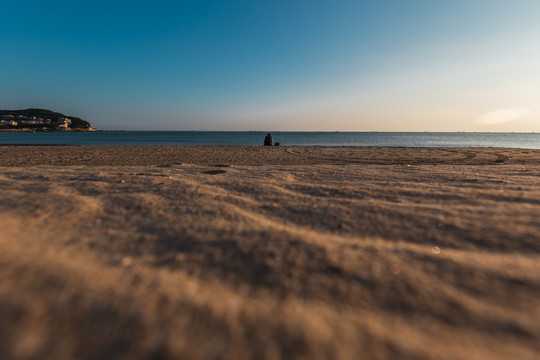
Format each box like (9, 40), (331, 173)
(264, 134), (273, 146)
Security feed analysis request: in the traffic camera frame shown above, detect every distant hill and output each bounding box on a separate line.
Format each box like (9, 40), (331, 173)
(0, 108), (92, 129)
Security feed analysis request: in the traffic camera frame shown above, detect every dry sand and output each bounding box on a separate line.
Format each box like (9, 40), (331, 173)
(0, 146), (539, 360)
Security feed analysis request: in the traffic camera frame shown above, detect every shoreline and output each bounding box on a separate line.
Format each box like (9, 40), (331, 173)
(0, 129), (98, 132)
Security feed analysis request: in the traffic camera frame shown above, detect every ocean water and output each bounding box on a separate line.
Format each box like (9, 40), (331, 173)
(0, 131), (539, 148)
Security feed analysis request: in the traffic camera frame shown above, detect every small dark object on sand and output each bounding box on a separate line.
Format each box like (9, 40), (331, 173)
(202, 170), (227, 175)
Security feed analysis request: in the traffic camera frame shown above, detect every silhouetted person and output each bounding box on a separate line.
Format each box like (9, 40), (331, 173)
(264, 133), (273, 146)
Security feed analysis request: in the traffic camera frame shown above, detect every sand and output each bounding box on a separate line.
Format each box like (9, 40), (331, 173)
(0, 146), (539, 360)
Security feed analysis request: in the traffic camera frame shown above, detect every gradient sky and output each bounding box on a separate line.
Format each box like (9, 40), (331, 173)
(1, 0), (539, 131)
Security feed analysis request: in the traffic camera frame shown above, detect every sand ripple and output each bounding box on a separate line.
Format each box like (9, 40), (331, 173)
(0, 147), (539, 359)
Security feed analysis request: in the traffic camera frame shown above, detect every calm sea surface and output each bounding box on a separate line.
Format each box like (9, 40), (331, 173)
(0, 131), (539, 148)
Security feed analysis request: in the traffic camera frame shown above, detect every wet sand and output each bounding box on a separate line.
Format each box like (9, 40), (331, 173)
(1, 146), (539, 359)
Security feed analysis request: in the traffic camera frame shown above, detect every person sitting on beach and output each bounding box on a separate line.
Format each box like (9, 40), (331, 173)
(264, 133), (273, 146)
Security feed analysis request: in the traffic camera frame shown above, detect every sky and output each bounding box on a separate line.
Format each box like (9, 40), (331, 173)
(1, 0), (539, 131)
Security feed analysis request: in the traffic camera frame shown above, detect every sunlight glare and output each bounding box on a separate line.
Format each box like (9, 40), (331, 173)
(475, 108), (531, 125)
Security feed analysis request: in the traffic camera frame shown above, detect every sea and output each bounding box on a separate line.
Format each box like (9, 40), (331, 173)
(0, 131), (539, 149)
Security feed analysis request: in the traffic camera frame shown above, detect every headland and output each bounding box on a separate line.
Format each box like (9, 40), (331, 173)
(0, 108), (95, 131)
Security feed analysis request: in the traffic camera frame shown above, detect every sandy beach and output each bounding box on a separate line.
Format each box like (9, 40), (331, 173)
(1, 146), (539, 360)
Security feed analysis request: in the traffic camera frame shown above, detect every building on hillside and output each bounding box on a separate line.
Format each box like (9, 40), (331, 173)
(21, 119), (44, 125)
(56, 117), (71, 129)
(0, 120), (18, 127)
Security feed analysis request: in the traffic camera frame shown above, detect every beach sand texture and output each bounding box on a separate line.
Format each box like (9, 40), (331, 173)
(1, 146), (539, 359)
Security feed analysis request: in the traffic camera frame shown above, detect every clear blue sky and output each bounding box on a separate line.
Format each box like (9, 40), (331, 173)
(1, 0), (539, 131)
